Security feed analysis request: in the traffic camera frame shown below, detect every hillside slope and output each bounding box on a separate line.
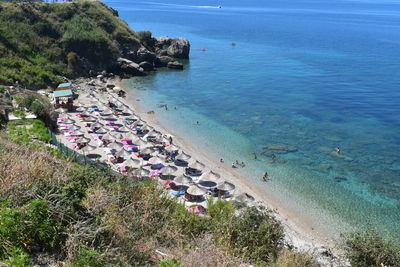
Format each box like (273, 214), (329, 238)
(0, 1), (189, 89)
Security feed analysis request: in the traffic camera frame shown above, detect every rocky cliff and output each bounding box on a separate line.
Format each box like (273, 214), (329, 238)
(0, 1), (190, 88)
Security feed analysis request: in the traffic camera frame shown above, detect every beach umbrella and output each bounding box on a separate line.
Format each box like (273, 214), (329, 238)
(186, 184), (207, 196)
(113, 86), (121, 91)
(99, 110), (112, 116)
(174, 175), (193, 185)
(217, 181), (235, 191)
(161, 165), (178, 177)
(56, 107), (68, 113)
(124, 132), (137, 140)
(71, 137), (90, 143)
(135, 138), (150, 148)
(71, 130), (85, 137)
(116, 149), (131, 158)
(111, 132), (125, 140)
(62, 118), (75, 124)
(97, 74), (103, 78)
(201, 171), (221, 182)
(90, 122), (103, 129)
(121, 158), (142, 168)
(102, 115), (118, 121)
(79, 144), (97, 152)
(141, 125), (153, 132)
(75, 107), (86, 112)
(95, 127), (108, 134)
(235, 193), (255, 203)
(108, 141), (124, 150)
(140, 147), (155, 155)
(188, 160), (205, 171)
(135, 168), (150, 178)
(175, 152), (191, 161)
(165, 145), (179, 153)
(83, 116), (97, 122)
(102, 132), (115, 140)
(81, 111), (91, 117)
(67, 124), (81, 130)
(148, 155), (165, 165)
(118, 126), (130, 132)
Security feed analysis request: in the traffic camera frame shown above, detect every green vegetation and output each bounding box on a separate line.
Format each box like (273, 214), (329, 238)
(7, 119), (51, 143)
(0, 136), (323, 266)
(0, 1), (144, 88)
(341, 229), (400, 267)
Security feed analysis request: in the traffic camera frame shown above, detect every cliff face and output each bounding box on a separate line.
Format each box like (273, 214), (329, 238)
(0, 1), (190, 88)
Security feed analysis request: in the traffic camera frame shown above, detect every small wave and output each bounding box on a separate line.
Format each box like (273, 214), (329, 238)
(143, 1), (221, 9)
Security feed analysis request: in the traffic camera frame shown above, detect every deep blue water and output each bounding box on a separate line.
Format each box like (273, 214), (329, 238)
(105, 0), (400, 238)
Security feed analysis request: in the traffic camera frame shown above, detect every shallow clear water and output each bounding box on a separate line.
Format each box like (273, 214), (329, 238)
(105, 0), (400, 237)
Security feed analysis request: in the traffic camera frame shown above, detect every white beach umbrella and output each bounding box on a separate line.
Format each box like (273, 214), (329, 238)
(135, 168), (150, 178)
(161, 165), (178, 176)
(217, 181), (236, 191)
(67, 124), (81, 130)
(235, 193), (255, 203)
(118, 126), (130, 132)
(56, 107), (68, 113)
(99, 110), (112, 116)
(187, 184), (208, 196)
(175, 152), (191, 161)
(134, 138), (150, 148)
(174, 175), (193, 185)
(148, 155), (165, 165)
(102, 132), (115, 140)
(124, 132), (137, 140)
(75, 107), (86, 112)
(188, 160), (205, 171)
(111, 132), (125, 140)
(201, 171), (221, 182)
(79, 144), (97, 152)
(165, 145), (179, 153)
(116, 149), (131, 158)
(71, 137), (90, 143)
(140, 147), (155, 155)
(121, 158), (142, 168)
(71, 130), (85, 137)
(90, 122), (104, 128)
(84, 116), (97, 122)
(108, 141), (124, 150)
(95, 127), (108, 134)
(62, 119), (75, 124)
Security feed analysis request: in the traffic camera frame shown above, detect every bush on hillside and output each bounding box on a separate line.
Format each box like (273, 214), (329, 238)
(341, 229), (400, 267)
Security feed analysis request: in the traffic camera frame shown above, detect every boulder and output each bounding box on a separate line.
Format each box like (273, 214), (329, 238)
(117, 58), (145, 76)
(154, 56), (174, 67)
(167, 61), (184, 70)
(155, 36), (190, 59)
(139, 61), (154, 71)
(136, 47), (157, 63)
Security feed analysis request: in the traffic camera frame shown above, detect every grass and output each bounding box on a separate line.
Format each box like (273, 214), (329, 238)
(0, 136), (322, 266)
(0, 1), (144, 88)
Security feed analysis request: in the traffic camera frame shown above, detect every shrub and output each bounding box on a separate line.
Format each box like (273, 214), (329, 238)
(229, 206), (285, 264)
(0, 199), (64, 259)
(70, 249), (105, 267)
(342, 229), (400, 267)
(137, 30), (154, 49)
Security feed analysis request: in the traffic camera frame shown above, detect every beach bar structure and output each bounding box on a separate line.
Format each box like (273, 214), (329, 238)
(56, 82), (72, 91)
(53, 89), (74, 111)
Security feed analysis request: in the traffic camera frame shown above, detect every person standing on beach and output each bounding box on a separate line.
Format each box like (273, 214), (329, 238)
(169, 136), (173, 145)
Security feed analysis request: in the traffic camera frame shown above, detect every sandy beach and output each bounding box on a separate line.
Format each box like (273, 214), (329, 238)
(114, 78), (339, 261)
(53, 77), (338, 265)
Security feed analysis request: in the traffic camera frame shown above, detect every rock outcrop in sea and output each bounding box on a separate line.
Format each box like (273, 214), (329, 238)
(117, 36), (190, 76)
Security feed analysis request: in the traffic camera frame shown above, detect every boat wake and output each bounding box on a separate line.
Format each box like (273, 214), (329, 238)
(144, 1), (222, 9)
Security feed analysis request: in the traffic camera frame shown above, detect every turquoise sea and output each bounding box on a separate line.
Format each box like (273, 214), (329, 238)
(105, 0), (400, 238)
